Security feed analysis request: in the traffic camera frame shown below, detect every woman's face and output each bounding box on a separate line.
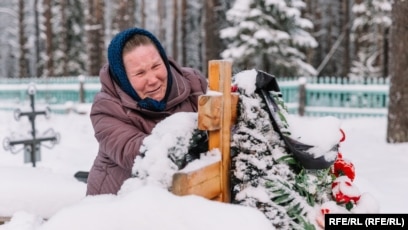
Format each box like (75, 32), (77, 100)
(123, 44), (168, 101)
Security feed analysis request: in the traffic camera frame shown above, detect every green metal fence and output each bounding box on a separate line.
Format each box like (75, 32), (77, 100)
(0, 76), (390, 117)
(278, 76), (389, 118)
(0, 76), (100, 113)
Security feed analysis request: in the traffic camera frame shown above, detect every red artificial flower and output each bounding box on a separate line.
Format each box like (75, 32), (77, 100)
(333, 191), (360, 204)
(231, 84), (238, 92)
(339, 129), (346, 142)
(331, 153), (355, 181)
(332, 176), (361, 206)
(321, 208), (330, 215)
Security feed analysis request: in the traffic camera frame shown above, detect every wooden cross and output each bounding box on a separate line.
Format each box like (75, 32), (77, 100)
(172, 60), (238, 202)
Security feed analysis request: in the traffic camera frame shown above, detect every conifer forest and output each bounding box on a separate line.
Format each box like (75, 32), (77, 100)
(0, 0), (407, 141)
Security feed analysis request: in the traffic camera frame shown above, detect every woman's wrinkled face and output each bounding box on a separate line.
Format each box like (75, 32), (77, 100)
(123, 44), (168, 101)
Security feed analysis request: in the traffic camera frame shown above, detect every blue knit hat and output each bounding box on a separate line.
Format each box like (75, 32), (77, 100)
(107, 27), (173, 111)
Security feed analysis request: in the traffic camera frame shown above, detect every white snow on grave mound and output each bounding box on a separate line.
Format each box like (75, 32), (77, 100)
(0, 166), (86, 218)
(35, 186), (274, 230)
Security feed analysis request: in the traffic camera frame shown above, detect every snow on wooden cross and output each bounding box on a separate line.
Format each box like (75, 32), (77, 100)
(171, 60), (238, 202)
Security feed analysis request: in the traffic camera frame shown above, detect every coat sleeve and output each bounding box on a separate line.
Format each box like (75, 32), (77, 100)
(90, 94), (147, 170)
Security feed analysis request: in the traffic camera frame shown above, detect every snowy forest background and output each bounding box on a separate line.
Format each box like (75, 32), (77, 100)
(0, 0), (407, 142)
(0, 0), (395, 78)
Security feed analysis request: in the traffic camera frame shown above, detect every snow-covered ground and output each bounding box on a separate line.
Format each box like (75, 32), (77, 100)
(0, 103), (407, 229)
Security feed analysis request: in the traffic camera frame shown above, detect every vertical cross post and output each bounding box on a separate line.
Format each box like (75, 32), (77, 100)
(172, 60), (237, 202)
(206, 60), (233, 202)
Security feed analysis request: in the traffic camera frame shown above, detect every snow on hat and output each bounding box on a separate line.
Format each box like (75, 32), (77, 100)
(107, 27), (173, 111)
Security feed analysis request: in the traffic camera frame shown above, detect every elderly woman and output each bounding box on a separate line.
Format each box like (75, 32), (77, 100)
(86, 28), (207, 195)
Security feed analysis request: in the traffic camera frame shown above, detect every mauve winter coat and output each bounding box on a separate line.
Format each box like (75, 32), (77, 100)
(86, 59), (207, 195)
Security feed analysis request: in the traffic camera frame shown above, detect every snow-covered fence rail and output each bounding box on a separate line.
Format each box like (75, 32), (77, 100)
(278, 76), (389, 118)
(0, 76), (389, 117)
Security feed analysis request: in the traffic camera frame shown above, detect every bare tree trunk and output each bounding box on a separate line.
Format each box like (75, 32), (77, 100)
(181, 0), (187, 66)
(203, 0), (212, 73)
(18, 0), (28, 78)
(86, 0), (105, 76)
(204, 0), (222, 75)
(34, 0), (42, 77)
(60, 0), (69, 77)
(140, 0), (146, 28)
(383, 27), (389, 78)
(353, 0), (363, 59)
(325, 3), (333, 76)
(43, 0), (54, 77)
(127, 0), (136, 27)
(114, 0), (136, 31)
(172, 0), (179, 61)
(387, 1), (408, 143)
(341, 0), (350, 77)
(157, 0), (166, 41)
(303, 0), (316, 66)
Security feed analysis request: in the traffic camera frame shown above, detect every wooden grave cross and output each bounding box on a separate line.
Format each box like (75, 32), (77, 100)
(172, 60), (238, 202)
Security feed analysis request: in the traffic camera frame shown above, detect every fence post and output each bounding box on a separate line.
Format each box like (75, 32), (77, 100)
(298, 77), (306, 116)
(78, 75), (85, 103)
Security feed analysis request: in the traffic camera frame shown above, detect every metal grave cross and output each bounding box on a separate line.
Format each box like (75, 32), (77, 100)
(3, 83), (60, 167)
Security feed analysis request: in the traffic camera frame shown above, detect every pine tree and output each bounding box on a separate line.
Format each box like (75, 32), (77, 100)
(349, 0), (392, 79)
(220, 0), (317, 76)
